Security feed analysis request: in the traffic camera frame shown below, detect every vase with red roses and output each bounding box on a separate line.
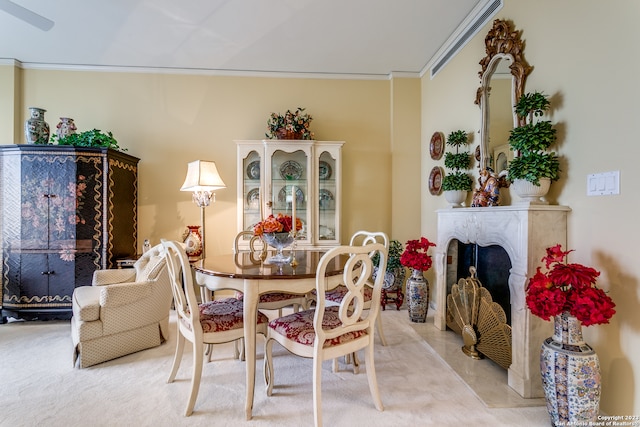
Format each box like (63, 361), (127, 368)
(400, 237), (436, 323)
(526, 244), (615, 427)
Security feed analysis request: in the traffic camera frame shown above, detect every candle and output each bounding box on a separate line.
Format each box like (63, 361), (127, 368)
(259, 190), (264, 220)
(291, 185), (296, 236)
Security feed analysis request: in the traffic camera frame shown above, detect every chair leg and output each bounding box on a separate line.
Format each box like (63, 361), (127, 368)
(168, 331), (185, 383)
(364, 342), (384, 412)
(312, 350), (323, 427)
(376, 314), (388, 346)
(185, 341), (204, 416)
(264, 338), (275, 396)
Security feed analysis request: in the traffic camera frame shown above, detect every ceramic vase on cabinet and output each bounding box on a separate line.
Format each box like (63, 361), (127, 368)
(24, 107), (50, 144)
(540, 312), (601, 426)
(183, 225), (203, 261)
(406, 268), (429, 322)
(56, 117), (77, 139)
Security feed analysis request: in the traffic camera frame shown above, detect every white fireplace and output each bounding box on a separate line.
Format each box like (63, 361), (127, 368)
(434, 204), (570, 398)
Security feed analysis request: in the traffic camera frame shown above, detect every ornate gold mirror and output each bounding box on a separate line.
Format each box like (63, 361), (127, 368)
(475, 19), (532, 172)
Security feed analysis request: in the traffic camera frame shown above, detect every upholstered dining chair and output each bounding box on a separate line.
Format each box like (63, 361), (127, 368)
(161, 239), (268, 416)
(321, 231), (390, 346)
(263, 242), (388, 427)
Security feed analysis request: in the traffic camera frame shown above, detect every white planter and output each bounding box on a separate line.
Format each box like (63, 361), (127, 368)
(511, 178), (551, 204)
(443, 190), (467, 207)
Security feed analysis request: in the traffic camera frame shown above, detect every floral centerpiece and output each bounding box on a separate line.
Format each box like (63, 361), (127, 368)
(400, 237), (436, 272)
(253, 213), (302, 263)
(401, 237), (436, 322)
(525, 244), (616, 326)
(252, 213), (301, 236)
(266, 107), (314, 140)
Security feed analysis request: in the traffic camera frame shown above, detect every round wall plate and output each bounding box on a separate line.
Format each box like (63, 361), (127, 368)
(429, 166), (444, 195)
(430, 131), (445, 160)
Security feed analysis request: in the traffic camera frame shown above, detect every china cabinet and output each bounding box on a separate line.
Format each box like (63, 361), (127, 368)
(0, 145), (139, 321)
(236, 139), (343, 249)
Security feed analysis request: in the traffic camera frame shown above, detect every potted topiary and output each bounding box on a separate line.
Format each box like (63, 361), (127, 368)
(507, 91), (560, 203)
(442, 130), (473, 207)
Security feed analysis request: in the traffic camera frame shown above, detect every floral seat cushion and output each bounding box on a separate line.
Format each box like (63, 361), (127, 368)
(198, 298), (268, 333)
(235, 291), (304, 304)
(324, 285), (372, 304)
(268, 306), (366, 347)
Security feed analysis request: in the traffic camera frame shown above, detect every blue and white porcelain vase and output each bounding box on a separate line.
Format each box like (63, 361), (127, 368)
(406, 268), (429, 323)
(540, 311), (601, 426)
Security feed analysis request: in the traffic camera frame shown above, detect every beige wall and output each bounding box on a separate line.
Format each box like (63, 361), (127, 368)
(422, 0), (640, 415)
(0, 67), (422, 254)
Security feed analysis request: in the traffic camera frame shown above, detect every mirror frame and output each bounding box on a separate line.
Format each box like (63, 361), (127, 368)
(475, 19), (532, 171)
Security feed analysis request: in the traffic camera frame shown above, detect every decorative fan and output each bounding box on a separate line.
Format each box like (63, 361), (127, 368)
(447, 267), (482, 360)
(0, 0), (54, 31)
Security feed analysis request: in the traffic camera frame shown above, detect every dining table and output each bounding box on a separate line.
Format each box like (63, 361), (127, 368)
(193, 249), (346, 420)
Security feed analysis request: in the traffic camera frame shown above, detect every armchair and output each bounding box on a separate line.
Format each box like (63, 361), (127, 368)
(71, 244), (173, 368)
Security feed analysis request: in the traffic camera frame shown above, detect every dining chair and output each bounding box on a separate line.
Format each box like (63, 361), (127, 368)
(161, 239), (268, 416)
(234, 230), (309, 315)
(263, 242), (388, 427)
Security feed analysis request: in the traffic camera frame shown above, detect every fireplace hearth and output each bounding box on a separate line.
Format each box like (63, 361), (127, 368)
(434, 205), (570, 398)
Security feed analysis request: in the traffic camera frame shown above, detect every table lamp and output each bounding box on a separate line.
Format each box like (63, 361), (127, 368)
(180, 160), (226, 259)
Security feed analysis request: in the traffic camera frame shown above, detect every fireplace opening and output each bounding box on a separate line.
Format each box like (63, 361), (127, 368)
(455, 241), (512, 325)
(445, 240), (513, 370)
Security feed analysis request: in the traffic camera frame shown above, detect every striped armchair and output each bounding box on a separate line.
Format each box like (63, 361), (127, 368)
(71, 244), (173, 368)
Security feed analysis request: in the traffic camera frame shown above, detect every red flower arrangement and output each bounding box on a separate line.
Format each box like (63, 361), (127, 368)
(525, 244), (616, 326)
(253, 213), (301, 236)
(400, 237), (436, 271)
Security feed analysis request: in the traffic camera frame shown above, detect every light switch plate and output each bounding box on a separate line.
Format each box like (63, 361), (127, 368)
(587, 171), (620, 196)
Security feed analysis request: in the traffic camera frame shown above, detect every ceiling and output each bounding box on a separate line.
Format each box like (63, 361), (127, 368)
(0, 0), (484, 78)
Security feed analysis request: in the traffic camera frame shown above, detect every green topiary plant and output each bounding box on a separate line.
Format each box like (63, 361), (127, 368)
(50, 129), (126, 151)
(442, 130), (473, 191)
(507, 91), (559, 185)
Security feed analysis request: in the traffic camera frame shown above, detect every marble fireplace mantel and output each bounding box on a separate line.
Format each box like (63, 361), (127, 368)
(434, 204), (571, 399)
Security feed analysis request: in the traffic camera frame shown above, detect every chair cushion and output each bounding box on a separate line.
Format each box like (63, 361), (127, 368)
(324, 285), (373, 304)
(199, 298), (269, 333)
(137, 255), (166, 282)
(268, 306), (367, 347)
(235, 291), (304, 304)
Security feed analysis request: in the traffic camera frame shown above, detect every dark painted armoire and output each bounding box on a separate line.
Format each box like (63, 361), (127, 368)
(0, 145), (139, 321)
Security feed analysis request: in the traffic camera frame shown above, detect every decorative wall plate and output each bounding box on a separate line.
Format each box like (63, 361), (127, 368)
(430, 131), (445, 160)
(246, 160), (260, 179)
(318, 161), (332, 180)
(279, 160), (303, 180)
(429, 166), (444, 195)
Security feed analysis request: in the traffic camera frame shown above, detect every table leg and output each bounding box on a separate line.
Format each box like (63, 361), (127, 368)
(243, 279), (259, 420)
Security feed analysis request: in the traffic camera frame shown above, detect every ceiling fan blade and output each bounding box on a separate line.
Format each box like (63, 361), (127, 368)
(0, 0), (54, 31)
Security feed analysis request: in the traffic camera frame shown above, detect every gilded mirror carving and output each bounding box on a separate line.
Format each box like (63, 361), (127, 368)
(475, 19), (532, 172)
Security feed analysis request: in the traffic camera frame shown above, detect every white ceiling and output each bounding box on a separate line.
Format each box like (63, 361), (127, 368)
(0, 0), (484, 78)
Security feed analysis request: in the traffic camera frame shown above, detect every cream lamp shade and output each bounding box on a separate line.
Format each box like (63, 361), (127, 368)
(180, 160), (226, 207)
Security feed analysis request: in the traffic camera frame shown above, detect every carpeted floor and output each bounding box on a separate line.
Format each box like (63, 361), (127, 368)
(0, 308), (551, 426)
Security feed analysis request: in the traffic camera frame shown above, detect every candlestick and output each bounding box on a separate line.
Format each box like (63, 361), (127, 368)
(291, 185), (296, 237)
(259, 190), (264, 221)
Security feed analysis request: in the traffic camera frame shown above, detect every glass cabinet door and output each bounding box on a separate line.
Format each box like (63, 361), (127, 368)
(241, 149), (263, 233)
(269, 149), (309, 244)
(317, 150), (337, 243)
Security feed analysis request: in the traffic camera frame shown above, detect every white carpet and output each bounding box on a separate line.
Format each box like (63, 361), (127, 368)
(0, 309), (551, 426)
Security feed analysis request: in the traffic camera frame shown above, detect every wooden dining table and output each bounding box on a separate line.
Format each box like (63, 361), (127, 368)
(193, 249), (346, 420)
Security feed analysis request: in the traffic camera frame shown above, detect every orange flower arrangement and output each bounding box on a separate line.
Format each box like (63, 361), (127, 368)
(253, 213), (302, 236)
(525, 244), (616, 326)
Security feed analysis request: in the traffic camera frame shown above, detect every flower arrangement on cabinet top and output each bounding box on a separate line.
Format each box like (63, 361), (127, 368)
(400, 237), (436, 271)
(266, 107), (314, 140)
(525, 244), (616, 326)
(253, 213), (302, 236)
